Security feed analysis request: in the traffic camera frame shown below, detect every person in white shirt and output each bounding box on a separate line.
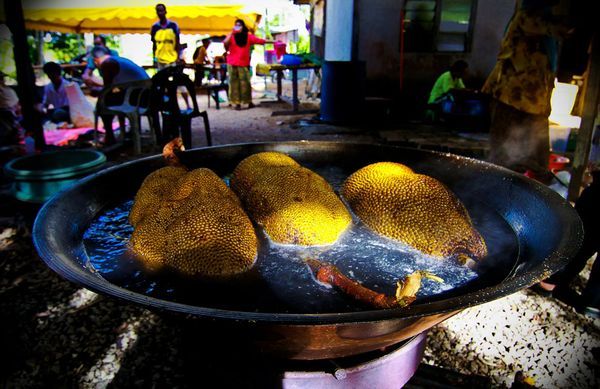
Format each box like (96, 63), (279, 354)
(40, 62), (74, 123)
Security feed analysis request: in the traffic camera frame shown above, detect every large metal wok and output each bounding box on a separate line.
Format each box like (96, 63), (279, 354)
(33, 142), (583, 359)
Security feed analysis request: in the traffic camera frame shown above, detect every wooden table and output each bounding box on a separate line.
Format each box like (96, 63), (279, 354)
(144, 63), (228, 109)
(193, 64), (228, 110)
(33, 63), (87, 70)
(257, 63), (321, 116)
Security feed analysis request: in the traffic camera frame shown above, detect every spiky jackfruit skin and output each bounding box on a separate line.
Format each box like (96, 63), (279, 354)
(129, 167), (258, 277)
(341, 162), (487, 260)
(231, 152), (299, 198)
(129, 166), (187, 227)
(231, 152), (352, 246)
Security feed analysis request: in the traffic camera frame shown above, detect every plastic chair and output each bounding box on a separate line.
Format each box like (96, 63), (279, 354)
(94, 79), (158, 155)
(151, 66), (212, 149)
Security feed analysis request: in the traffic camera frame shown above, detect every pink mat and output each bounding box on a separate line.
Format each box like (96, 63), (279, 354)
(43, 122), (120, 147)
(44, 128), (93, 146)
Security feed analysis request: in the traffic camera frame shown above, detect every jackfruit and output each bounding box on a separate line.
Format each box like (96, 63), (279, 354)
(129, 167), (258, 277)
(341, 162), (487, 261)
(231, 152), (351, 246)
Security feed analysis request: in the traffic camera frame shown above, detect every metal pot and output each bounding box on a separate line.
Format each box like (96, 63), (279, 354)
(33, 142), (583, 359)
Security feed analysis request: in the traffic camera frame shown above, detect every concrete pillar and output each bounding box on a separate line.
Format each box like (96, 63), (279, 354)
(324, 0), (354, 61)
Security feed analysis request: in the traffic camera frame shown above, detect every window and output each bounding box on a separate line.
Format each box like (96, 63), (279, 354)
(402, 0), (476, 52)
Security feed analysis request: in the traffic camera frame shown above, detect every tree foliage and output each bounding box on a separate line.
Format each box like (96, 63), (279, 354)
(43, 32), (85, 63)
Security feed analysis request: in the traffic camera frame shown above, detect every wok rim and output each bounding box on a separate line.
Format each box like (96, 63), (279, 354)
(33, 141), (583, 325)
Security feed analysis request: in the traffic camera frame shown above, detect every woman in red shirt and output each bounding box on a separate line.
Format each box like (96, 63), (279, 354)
(224, 19), (273, 110)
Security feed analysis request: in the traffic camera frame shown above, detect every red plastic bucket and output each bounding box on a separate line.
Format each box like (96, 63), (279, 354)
(274, 42), (286, 60)
(549, 153), (570, 173)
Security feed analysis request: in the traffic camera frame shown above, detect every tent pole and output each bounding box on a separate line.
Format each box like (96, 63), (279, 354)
(567, 33), (599, 201)
(36, 31), (44, 65)
(5, 0), (45, 149)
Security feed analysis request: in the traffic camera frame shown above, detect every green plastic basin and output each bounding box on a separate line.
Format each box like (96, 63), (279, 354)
(4, 150), (106, 203)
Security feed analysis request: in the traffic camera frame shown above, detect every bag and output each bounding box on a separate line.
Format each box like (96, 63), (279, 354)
(64, 82), (94, 128)
(280, 54), (303, 66)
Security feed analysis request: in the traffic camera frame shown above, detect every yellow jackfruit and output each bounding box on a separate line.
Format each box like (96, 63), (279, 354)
(129, 167), (257, 277)
(128, 166), (187, 227)
(231, 152), (351, 246)
(341, 162), (487, 261)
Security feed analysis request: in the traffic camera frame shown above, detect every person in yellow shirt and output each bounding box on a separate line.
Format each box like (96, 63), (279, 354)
(193, 39), (211, 66)
(193, 38), (211, 86)
(151, 3), (181, 69)
(151, 3), (190, 109)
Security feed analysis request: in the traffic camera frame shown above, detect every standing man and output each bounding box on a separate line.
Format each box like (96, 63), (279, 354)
(150, 3), (181, 69)
(150, 4), (190, 108)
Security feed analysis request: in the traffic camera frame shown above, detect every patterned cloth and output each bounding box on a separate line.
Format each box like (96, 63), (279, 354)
(482, 5), (568, 116)
(483, 2), (568, 174)
(228, 65), (251, 105)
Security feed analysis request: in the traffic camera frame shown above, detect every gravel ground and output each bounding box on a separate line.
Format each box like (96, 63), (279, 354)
(2, 213), (598, 388)
(423, 280), (600, 387)
(1, 86), (599, 388)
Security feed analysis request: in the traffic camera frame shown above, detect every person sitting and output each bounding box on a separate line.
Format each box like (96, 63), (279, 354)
(0, 71), (20, 146)
(90, 46), (149, 145)
(40, 62), (77, 125)
(426, 60), (469, 121)
(82, 34), (119, 90)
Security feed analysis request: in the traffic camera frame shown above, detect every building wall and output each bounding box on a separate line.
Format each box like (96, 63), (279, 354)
(355, 0), (514, 101)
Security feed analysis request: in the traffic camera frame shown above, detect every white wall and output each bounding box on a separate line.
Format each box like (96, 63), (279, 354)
(355, 0), (514, 87)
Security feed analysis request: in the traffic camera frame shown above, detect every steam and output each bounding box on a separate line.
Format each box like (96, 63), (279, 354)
(488, 123), (548, 173)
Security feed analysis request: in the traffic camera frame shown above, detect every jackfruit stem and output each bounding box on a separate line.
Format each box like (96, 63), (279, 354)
(162, 137), (186, 168)
(305, 257), (405, 309)
(456, 253), (477, 269)
(395, 271), (444, 307)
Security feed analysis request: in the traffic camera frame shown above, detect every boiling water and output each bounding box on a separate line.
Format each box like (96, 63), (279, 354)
(83, 165), (519, 313)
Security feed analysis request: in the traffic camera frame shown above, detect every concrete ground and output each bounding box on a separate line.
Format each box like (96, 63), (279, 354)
(96, 77), (489, 160)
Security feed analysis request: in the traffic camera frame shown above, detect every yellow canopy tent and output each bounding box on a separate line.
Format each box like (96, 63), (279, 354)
(4, 0), (262, 35)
